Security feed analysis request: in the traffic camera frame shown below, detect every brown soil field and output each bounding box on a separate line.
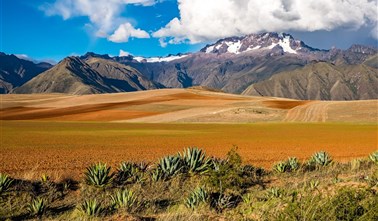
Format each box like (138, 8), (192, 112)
(0, 121), (376, 179)
(0, 89), (377, 179)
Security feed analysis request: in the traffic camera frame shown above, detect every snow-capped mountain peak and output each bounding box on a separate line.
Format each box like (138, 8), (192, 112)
(201, 32), (314, 55)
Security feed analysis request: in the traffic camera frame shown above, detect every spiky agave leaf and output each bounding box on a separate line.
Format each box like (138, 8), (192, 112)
(157, 155), (183, 180)
(0, 173), (13, 194)
(311, 151), (332, 167)
(273, 161), (287, 173)
(180, 147), (211, 174)
(185, 186), (208, 209)
(369, 151), (378, 164)
(27, 197), (47, 217)
(84, 163), (114, 187)
(78, 199), (104, 217)
(286, 157), (300, 171)
(110, 189), (137, 211)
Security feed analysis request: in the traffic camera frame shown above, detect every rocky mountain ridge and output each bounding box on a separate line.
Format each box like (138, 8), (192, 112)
(2, 32), (377, 100)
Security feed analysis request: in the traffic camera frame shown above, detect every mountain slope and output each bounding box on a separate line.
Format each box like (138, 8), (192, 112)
(242, 62), (378, 100)
(13, 57), (114, 94)
(117, 33), (377, 97)
(14, 56), (164, 95)
(0, 52), (52, 93)
(84, 56), (163, 91)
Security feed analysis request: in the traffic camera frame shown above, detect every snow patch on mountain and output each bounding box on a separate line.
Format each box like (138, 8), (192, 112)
(134, 54), (188, 63)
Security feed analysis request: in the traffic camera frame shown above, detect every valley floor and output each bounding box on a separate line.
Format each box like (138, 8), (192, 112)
(1, 88), (377, 123)
(0, 88), (377, 178)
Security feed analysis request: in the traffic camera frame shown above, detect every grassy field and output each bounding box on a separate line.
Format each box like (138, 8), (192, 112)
(1, 120), (376, 179)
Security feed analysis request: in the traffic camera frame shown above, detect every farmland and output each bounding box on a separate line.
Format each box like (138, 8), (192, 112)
(0, 120), (376, 179)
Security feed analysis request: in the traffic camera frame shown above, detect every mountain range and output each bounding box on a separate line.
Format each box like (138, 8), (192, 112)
(1, 32), (377, 100)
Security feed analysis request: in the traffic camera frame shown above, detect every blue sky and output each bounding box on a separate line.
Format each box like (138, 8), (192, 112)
(1, 0), (377, 62)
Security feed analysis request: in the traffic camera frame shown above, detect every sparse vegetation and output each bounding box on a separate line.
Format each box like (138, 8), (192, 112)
(0, 148), (377, 220)
(110, 189), (137, 212)
(27, 197), (47, 218)
(369, 151), (378, 164)
(184, 186), (208, 209)
(77, 199), (105, 217)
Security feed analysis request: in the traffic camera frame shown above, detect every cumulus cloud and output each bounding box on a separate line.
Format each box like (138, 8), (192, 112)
(154, 0), (378, 44)
(109, 23), (150, 43)
(41, 0), (155, 37)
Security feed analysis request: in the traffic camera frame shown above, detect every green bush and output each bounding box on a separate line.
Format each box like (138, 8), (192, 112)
(185, 186), (208, 209)
(27, 198), (47, 217)
(0, 173), (13, 194)
(84, 163), (114, 187)
(205, 147), (248, 193)
(77, 199), (104, 217)
(278, 188), (377, 220)
(110, 189), (137, 212)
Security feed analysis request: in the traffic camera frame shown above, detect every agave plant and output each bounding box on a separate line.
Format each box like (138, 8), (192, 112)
(78, 199), (104, 217)
(309, 180), (320, 190)
(209, 157), (228, 172)
(273, 161), (287, 173)
(116, 162), (135, 184)
(150, 168), (164, 182)
(241, 193), (253, 205)
(180, 147), (211, 174)
(266, 187), (282, 198)
(184, 186), (208, 209)
(40, 174), (50, 183)
(111, 189), (137, 211)
(27, 198), (47, 217)
(310, 151), (332, 167)
(0, 173), (13, 194)
(117, 161), (149, 184)
(286, 157), (300, 171)
(156, 155), (183, 180)
(84, 163), (114, 187)
(210, 193), (237, 212)
(369, 151), (378, 164)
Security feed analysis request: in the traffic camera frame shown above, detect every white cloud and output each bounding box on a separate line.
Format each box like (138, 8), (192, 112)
(108, 23), (150, 43)
(41, 0), (156, 37)
(119, 49), (131, 57)
(154, 0), (378, 44)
